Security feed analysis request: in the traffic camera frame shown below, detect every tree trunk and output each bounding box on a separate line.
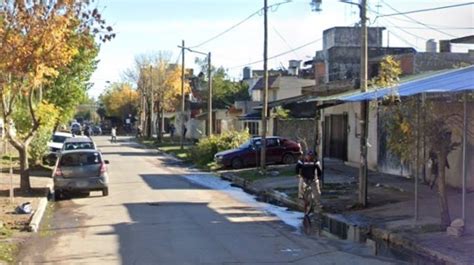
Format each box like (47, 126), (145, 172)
(18, 147), (31, 191)
(437, 150), (451, 229)
(157, 102), (162, 143)
(146, 100), (152, 138)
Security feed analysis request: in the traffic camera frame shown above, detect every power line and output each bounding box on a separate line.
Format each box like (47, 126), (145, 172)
(189, 10), (260, 49)
(380, 0), (458, 38)
(189, 0), (292, 49)
(378, 14), (473, 29)
(387, 29), (419, 49)
(387, 26), (474, 30)
(229, 38), (322, 69)
(271, 23), (300, 58)
(378, 2), (474, 18)
(382, 17), (428, 42)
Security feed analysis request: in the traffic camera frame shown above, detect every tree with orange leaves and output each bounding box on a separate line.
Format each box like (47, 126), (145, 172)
(0, 1), (114, 190)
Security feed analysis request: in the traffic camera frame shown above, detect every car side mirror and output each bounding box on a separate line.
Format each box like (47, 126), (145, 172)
(104, 160), (110, 164)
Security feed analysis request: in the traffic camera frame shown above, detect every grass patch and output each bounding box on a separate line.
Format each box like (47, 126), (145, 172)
(234, 166), (295, 182)
(0, 242), (17, 263)
(39, 203), (55, 238)
(160, 145), (191, 161)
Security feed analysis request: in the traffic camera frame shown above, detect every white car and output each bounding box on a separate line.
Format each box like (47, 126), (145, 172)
(44, 132), (73, 165)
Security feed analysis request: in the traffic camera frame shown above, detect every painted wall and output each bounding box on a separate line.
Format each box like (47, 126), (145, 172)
(321, 102), (378, 170)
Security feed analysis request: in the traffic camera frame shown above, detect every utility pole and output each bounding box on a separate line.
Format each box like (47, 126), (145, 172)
(148, 65), (154, 138)
(260, 0), (268, 172)
(180, 40), (185, 150)
(358, 0), (369, 207)
(208, 52), (213, 136)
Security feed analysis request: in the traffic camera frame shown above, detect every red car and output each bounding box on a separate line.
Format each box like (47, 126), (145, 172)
(214, 136), (303, 169)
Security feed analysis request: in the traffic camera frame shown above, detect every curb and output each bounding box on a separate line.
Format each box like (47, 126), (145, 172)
(220, 172), (301, 211)
(28, 183), (53, 233)
(220, 171), (460, 265)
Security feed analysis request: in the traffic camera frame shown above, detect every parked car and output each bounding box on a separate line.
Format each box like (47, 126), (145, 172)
(70, 122), (82, 135)
(214, 136), (302, 169)
(92, 125), (102, 135)
(44, 132), (73, 166)
(53, 150), (109, 199)
(61, 137), (96, 152)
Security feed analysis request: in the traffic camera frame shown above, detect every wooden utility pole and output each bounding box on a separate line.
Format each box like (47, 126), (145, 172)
(358, 0), (369, 207)
(208, 52), (213, 136)
(180, 40), (185, 150)
(260, 0), (268, 171)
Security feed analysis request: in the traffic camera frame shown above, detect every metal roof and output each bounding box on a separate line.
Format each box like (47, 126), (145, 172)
(340, 65), (474, 102)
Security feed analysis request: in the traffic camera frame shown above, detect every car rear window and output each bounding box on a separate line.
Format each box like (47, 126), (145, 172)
(52, 135), (68, 143)
(60, 152), (101, 166)
(64, 142), (94, 150)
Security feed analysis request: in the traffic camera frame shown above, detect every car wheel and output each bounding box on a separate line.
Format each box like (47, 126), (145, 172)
(231, 158), (243, 169)
(282, 153), (295, 164)
(102, 188), (109, 196)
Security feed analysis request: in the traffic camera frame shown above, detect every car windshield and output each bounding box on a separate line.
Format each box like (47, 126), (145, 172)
(52, 135), (68, 143)
(239, 140), (252, 149)
(60, 152), (101, 166)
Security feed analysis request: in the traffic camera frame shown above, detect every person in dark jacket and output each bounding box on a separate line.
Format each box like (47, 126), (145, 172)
(296, 151), (322, 211)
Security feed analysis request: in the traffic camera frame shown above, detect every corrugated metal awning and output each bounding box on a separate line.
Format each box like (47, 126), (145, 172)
(340, 65), (474, 102)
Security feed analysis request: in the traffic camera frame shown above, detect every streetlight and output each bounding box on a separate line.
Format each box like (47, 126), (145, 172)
(185, 47), (213, 137)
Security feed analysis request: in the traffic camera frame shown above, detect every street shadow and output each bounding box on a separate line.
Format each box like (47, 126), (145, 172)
(97, 202), (306, 264)
(0, 187), (49, 198)
(140, 174), (207, 190)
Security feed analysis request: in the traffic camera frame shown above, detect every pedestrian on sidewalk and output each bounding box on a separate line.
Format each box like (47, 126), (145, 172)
(295, 151), (322, 212)
(428, 150), (450, 190)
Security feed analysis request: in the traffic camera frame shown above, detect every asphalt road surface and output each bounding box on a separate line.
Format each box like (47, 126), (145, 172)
(18, 136), (404, 265)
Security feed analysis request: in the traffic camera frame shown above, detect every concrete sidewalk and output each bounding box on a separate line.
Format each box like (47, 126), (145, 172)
(221, 160), (474, 265)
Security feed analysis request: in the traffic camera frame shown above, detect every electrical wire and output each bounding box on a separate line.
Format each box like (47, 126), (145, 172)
(380, 0), (458, 38)
(387, 29), (419, 49)
(229, 38), (322, 69)
(377, 2), (474, 18)
(387, 26), (474, 30)
(271, 23), (300, 58)
(189, 0), (292, 49)
(189, 10), (260, 49)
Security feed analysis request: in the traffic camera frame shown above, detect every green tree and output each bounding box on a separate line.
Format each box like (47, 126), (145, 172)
(195, 58), (250, 108)
(44, 37), (99, 129)
(0, 1), (113, 190)
(376, 55), (462, 228)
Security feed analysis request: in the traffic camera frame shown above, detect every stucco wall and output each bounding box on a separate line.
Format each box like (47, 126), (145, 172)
(321, 102), (378, 170)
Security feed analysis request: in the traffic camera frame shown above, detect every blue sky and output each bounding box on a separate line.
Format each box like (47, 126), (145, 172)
(89, 0), (474, 98)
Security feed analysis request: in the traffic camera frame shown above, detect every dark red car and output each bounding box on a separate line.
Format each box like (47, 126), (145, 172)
(214, 136), (303, 169)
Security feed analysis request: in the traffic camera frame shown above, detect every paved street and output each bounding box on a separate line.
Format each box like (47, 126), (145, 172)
(19, 136), (402, 265)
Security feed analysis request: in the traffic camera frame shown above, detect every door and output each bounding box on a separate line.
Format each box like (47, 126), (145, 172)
(324, 114), (348, 161)
(265, 138), (280, 163)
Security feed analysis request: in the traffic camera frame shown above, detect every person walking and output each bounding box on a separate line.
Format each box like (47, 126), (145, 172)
(111, 126), (117, 143)
(169, 124), (175, 139)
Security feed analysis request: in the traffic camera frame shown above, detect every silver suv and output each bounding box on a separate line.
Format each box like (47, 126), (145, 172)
(53, 150), (109, 199)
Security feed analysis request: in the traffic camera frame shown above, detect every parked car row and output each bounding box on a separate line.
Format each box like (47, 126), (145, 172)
(214, 136), (303, 169)
(70, 122), (103, 136)
(44, 132), (109, 200)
